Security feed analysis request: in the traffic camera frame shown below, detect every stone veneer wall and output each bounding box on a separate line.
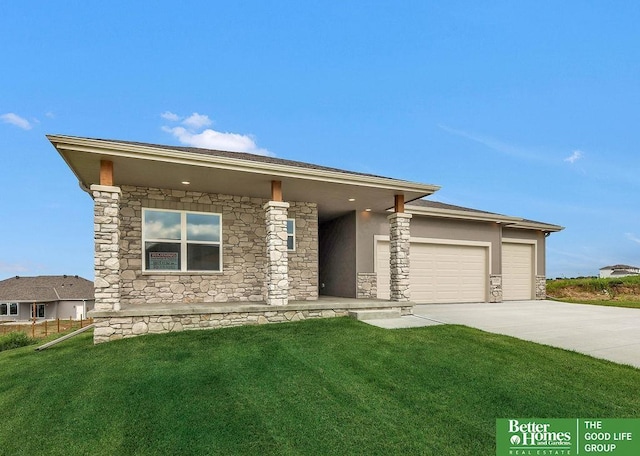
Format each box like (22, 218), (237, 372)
(93, 304), (413, 343)
(356, 273), (377, 299)
(118, 186), (318, 306)
(535, 275), (546, 300)
(489, 274), (503, 303)
(287, 202), (319, 300)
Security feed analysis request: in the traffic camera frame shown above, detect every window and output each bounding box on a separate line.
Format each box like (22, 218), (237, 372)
(0, 303), (18, 316)
(143, 208), (222, 272)
(287, 219), (295, 251)
(31, 304), (45, 319)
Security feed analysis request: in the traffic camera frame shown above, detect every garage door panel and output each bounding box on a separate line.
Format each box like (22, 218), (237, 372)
(502, 242), (533, 301)
(377, 241), (487, 303)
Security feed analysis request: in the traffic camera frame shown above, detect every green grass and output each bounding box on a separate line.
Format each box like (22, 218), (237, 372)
(1, 318), (639, 456)
(546, 275), (640, 294)
(547, 276), (640, 308)
(0, 331), (35, 352)
(549, 297), (640, 309)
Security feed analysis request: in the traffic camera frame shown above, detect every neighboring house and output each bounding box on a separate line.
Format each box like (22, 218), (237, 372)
(599, 265), (640, 278)
(48, 135), (563, 343)
(0, 275), (95, 321)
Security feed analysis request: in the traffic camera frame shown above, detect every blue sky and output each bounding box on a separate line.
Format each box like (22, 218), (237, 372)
(1, 1), (639, 280)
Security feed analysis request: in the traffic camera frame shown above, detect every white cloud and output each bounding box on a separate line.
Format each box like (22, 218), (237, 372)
(161, 111), (181, 122)
(45, 111), (55, 119)
(626, 233), (640, 245)
(182, 112), (212, 130)
(1, 112), (32, 130)
(564, 150), (583, 164)
(163, 126), (271, 155)
(161, 111), (272, 156)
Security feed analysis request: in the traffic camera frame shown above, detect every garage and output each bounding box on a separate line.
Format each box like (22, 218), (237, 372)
(377, 240), (488, 303)
(502, 242), (534, 300)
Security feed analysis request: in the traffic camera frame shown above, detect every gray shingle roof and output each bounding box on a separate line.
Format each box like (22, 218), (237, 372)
(0, 275), (94, 302)
(85, 137), (394, 181)
(406, 199), (504, 216)
(408, 199), (561, 228)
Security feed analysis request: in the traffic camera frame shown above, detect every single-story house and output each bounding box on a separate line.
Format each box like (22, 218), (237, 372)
(0, 275), (95, 321)
(48, 135), (563, 343)
(599, 264), (640, 278)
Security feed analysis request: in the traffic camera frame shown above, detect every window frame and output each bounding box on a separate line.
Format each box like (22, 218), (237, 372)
(142, 208), (223, 273)
(0, 303), (19, 316)
(287, 218), (296, 252)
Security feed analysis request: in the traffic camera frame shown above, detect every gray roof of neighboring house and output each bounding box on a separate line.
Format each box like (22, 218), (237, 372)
(0, 275), (94, 303)
(600, 264), (639, 270)
(85, 137), (393, 181)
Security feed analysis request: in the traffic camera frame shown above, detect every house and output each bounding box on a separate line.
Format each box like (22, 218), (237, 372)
(599, 264), (640, 278)
(0, 275), (95, 321)
(48, 135), (563, 343)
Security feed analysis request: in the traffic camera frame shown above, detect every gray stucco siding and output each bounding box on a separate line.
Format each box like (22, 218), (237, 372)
(355, 212), (502, 275)
(319, 212), (357, 298)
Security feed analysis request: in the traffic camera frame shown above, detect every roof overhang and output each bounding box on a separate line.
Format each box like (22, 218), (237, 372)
(405, 204), (521, 224)
(506, 220), (564, 232)
(48, 135), (440, 222)
(405, 204), (564, 233)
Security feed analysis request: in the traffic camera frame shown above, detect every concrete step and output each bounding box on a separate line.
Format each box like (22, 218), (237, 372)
(349, 309), (401, 321)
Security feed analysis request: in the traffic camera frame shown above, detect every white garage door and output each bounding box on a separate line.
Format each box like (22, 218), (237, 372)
(377, 241), (487, 303)
(502, 242), (534, 301)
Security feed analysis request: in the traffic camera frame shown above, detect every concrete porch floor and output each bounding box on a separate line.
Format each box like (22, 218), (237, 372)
(89, 296), (412, 318)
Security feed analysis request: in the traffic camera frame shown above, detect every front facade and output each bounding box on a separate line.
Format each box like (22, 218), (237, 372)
(49, 135), (562, 343)
(0, 275), (95, 321)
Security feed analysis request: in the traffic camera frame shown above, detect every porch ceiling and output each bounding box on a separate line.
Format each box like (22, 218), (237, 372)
(50, 135), (440, 222)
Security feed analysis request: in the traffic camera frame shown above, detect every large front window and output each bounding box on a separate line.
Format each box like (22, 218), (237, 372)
(143, 209), (222, 272)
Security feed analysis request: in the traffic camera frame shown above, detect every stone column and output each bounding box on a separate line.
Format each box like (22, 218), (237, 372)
(489, 274), (503, 303)
(535, 275), (547, 300)
(388, 213), (412, 302)
(264, 201), (290, 305)
(91, 184), (122, 311)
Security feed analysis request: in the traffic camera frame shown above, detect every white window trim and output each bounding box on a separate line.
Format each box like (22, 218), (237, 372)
(0, 302), (19, 316)
(142, 208), (223, 273)
(287, 218), (296, 252)
(31, 304), (45, 319)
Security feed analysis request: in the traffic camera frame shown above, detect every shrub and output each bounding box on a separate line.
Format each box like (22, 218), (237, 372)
(0, 331), (36, 352)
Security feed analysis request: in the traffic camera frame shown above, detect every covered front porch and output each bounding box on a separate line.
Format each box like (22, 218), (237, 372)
(48, 135), (439, 343)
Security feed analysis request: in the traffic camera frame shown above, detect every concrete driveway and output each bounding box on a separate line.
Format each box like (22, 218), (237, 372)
(413, 300), (640, 369)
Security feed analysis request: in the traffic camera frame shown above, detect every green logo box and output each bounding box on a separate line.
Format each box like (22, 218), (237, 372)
(496, 418), (640, 455)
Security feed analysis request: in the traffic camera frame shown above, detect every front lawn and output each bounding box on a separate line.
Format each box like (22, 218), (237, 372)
(550, 297), (640, 308)
(1, 318), (638, 455)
